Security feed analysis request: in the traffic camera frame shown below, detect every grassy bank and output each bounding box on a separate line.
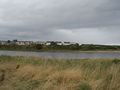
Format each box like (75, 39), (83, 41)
(1, 44), (120, 52)
(0, 56), (120, 90)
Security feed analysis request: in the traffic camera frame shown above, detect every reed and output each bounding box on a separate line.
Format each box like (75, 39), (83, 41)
(0, 55), (120, 90)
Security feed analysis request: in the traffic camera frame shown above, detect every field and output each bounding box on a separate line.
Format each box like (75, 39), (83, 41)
(0, 55), (120, 90)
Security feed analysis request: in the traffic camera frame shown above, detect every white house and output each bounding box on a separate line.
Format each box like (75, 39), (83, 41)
(16, 41), (33, 45)
(63, 42), (71, 45)
(45, 41), (53, 45)
(63, 42), (78, 45)
(0, 41), (7, 45)
(55, 41), (63, 45)
(35, 41), (46, 45)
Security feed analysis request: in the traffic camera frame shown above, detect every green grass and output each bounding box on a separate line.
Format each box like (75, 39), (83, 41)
(0, 55), (120, 90)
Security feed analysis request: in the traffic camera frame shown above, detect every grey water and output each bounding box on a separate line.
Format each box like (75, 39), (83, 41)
(0, 50), (120, 59)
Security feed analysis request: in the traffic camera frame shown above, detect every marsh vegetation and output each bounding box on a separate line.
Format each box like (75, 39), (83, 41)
(0, 55), (120, 90)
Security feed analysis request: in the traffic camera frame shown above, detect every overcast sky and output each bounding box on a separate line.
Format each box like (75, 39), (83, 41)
(0, 0), (120, 44)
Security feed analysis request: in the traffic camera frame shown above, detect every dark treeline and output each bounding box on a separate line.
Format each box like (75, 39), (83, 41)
(0, 44), (120, 51)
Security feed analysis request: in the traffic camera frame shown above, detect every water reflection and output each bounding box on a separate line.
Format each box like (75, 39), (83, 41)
(0, 50), (120, 59)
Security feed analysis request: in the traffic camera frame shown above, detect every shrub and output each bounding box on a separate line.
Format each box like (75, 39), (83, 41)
(16, 64), (20, 69)
(0, 70), (5, 82)
(112, 59), (120, 64)
(76, 82), (92, 90)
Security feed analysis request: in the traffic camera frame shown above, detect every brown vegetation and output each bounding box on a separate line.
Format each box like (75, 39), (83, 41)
(0, 56), (120, 90)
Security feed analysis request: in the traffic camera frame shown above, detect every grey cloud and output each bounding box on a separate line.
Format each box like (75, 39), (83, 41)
(0, 0), (120, 44)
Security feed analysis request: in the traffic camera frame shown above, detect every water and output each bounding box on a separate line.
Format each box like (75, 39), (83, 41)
(0, 50), (120, 59)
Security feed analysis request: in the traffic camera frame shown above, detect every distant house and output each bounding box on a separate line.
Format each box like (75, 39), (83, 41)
(45, 41), (63, 45)
(69, 42), (78, 45)
(63, 42), (77, 45)
(16, 41), (33, 45)
(45, 41), (53, 45)
(16, 41), (25, 45)
(63, 42), (71, 45)
(0, 40), (33, 45)
(0, 40), (79, 46)
(55, 41), (63, 45)
(0, 41), (7, 45)
(45, 41), (77, 46)
(25, 41), (33, 45)
(8, 40), (17, 45)
(35, 41), (46, 45)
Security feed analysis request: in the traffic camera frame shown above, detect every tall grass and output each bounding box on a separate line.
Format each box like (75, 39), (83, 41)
(0, 55), (120, 90)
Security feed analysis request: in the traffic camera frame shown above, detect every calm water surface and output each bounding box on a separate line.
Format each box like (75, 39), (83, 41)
(0, 50), (120, 59)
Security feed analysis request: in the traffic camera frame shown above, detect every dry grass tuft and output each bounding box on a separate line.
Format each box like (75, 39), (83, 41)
(0, 56), (120, 90)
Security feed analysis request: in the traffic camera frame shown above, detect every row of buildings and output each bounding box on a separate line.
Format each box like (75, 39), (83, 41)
(0, 40), (78, 46)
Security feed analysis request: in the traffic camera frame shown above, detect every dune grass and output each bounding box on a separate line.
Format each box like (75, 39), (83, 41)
(0, 55), (120, 90)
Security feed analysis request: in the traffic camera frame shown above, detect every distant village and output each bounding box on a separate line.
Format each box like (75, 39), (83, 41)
(0, 40), (79, 46)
